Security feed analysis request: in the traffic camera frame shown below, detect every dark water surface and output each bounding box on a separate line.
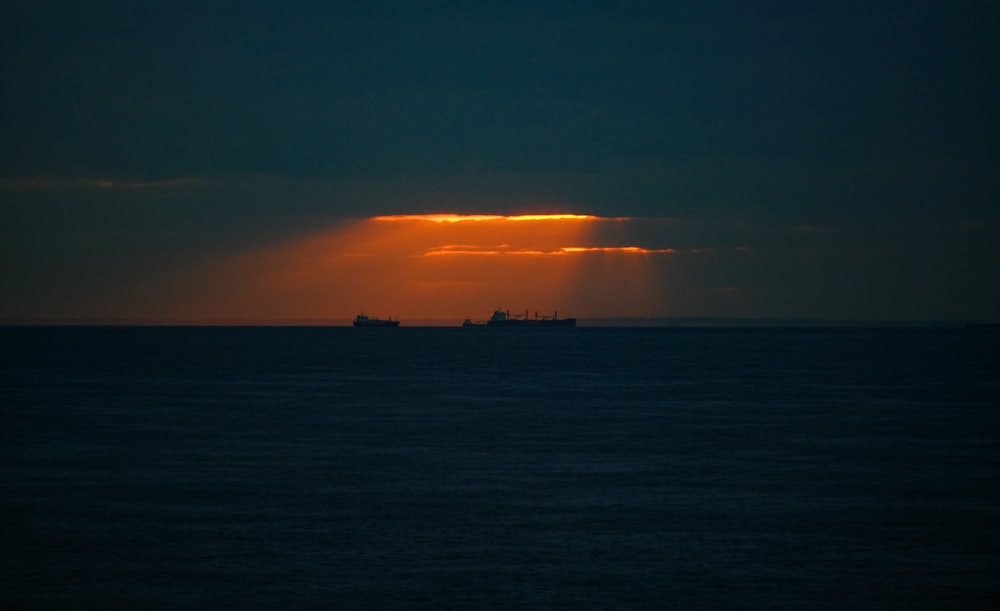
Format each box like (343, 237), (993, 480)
(2, 326), (999, 609)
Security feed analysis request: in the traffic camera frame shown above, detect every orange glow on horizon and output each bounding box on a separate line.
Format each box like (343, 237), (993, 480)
(148, 213), (680, 323)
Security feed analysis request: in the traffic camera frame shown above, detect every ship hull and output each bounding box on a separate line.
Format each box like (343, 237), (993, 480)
(353, 314), (400, 327)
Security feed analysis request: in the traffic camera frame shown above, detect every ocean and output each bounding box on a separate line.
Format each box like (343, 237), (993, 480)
(2, 325), (998, 609)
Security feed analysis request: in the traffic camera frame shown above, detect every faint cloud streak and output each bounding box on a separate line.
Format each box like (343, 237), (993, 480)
(1, 176), (211, 190)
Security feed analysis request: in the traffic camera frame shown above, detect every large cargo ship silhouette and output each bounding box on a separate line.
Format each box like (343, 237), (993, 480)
(353, 313), (400, 327)
(485, 308), (576, 327)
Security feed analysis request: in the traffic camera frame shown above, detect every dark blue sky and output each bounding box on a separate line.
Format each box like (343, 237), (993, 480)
(2, 1), (999, 321)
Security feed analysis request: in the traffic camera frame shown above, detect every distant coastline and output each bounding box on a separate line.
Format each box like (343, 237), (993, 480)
(575, 317), (971, 328)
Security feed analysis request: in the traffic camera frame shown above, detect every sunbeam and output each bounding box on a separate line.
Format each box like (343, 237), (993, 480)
(149, 214), (682, 323)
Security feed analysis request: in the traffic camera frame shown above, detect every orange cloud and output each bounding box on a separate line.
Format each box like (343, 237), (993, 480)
(372, 213), (606, 223)
(423, 245), (677, 256)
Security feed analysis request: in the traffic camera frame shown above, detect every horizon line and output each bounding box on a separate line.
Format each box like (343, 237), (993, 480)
(0, 317), (977, 328)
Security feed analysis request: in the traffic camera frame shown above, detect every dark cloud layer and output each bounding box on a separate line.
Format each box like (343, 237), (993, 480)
(2, 1), (999, 321)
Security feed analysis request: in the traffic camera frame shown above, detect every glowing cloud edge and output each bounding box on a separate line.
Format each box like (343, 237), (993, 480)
(372, 214), (623, 223)
(423, 245), (676, 256)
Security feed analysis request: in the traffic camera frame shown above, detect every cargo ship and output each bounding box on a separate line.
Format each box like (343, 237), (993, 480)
(353, 314), (400, 327)
(486, 308), (576, 327)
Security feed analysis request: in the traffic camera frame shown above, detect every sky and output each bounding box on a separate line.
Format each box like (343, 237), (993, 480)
(2, 1), (999, 323)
